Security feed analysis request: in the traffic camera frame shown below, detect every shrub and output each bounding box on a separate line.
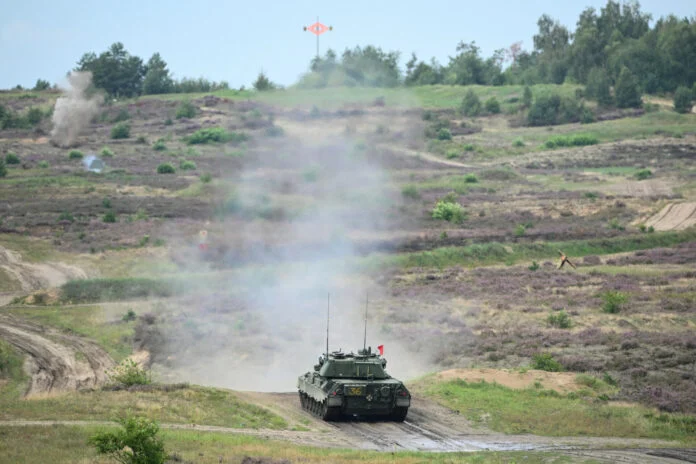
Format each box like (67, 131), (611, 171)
(156, 163), (175, 174)
(584, 192), (598, 200)
(33, 79), (51, 91)
(401, 185), (421, 199)
(522, 86), (533, 107)
(184, 127), (248, 145)
(527, 93), (561, 126)
(102, 197), (112, 208)
(514, 224), (526, 237)
(102, 211), (117, 223)
(586, 68), (613, 106)
(111, 122), (131, 139)
(463, 143), (475, 151)
(175, 100), (196, 119)
(106, 358), (150, 386)
(0, 158), (6, 178)
(528, 261), (540, 271)
(164, 117), (173, 126)
(437, 128), (452, 140)
(57, 211), (74, 223)
(5, 153), (19, 165)
(152, 139), (167, 151)
(112, 108), (131, 123)
(446, 150), (460, 159)
(100, 147), (114, 157)
(37, 160), (49, 168)
(265, 125), (284, 137)
(90, 415), (166, 464)
(26, 107), (43, 125)
(601, 290), (628, 314)
(122, 309), (136, 322)
(253, 72), (276, 91)
(464, 173), (478, 183)
(432, 200), (467, 224)
(136, 135), (147, 144)
(615, 67), (642, 109)
(634, 168), (652, 180)
(673, 86), (693, 114)
(484, 97), (501, 114)
(179, 160), (196, 170)
(68, 150), (83, 159)
(513, 138), (525, 147)
(531, 353), (563, 372)
(548, 310), (572, 329)
(200, 173), (212, 183)
(543, 134), (599, 149)
(461, 90), (482, 117)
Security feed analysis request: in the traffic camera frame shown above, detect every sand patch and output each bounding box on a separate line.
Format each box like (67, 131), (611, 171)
(436, 368), (584, 393)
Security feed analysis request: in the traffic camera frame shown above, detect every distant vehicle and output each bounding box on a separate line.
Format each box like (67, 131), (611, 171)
(297, 346), (411, 421)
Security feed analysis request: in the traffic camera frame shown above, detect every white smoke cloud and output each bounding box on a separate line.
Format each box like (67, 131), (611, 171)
(50, 71), (103, 147)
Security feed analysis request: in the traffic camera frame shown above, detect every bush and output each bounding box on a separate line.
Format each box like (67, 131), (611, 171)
(543, 134), (599, 149)
(5, 153), (19, 165)
(112, 108), (131, 123)
(136, 135), (147, 144)
(122, 309), (136, 322)
(0, 158), (6, 178)
(464, 173), (478, 183)
(513, 138), (525, 147)
(26, 107), (43, 125)
(527, 93), (561, 126)
(601, 290), (628, 314)
(90, 415), (166, 464)
(522, 86), (533, 107)
(102, 211), (117, 223)
(437, 127), (452, 140)
(547, 310), (572, 328)
(68, 150), (83, 159)
(100, 146), (114, 157)
(460, 90), (482, 117)
(586, 68), (613, 106)
(615, 67), (642, 109)
(111, 122), (131, 139)
(673, 86), (693, 114)
(156, 163), (175, 174)
(253, 72), (276, 91)
(184, 127), (248, 145)
(531, 353), (563, 372)
(265, 125), (284, 137)
(175, 100), (196, 119)
(33, 79), (51, 91)
(463, 143), (475, 151)
(401, 185), (421, 199)
(61, 278), (172, 303)
(634, 168), (652, 180)
(152, 139), (167, 151)
(37, 160), (49, 168)
(106, 358), (150, 386)
(432, 200), (467, 224)
(179, 160), (196, 170)
(528, 261), (540, 271)
(514, 224), (526, 237)
(57, 211), (74, 223)
(484, 97), (501, 114)
(102, 197), (112, 208)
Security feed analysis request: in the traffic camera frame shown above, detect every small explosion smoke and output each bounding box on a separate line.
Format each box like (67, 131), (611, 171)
(50, 71), (103, 147)
(82, 154), (105, 173)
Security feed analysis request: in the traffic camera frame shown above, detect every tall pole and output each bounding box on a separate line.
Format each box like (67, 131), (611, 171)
(316, 16), (320, 60)
(363, 292), (368, 351)
(326, 293), (330, 359)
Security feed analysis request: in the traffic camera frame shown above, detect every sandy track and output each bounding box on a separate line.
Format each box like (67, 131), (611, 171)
(645, 202), (696, 231)
(0, 245), (86, 292)
(0, 314), (114, 396)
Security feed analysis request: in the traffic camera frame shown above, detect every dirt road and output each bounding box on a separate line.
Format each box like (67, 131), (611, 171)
(644, 202), (696, 231)
(0, 245), (86, 293)
(0, 314), (114, 396)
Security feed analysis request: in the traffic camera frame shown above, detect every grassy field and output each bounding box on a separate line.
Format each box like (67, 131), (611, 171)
(0, 384), (286, 429)
(0, 425), (596, 464)
(419, 377), (696, 443)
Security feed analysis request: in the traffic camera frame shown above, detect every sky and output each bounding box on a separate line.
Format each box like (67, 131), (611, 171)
(1, 0), (694, 90)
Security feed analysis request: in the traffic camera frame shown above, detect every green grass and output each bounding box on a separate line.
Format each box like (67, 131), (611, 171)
(60, 278), (173, 304)
(423, 378), (696, 442)
(142, 84), (580, 109)
(0, 425), (598, 464)
(368, 228), (696, 269)
(0, 234), (57, 262)
(5, 305), (134, 361)
(0, 385), (286, 429)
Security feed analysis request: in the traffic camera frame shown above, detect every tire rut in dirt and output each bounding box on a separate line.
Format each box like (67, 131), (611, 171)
(0, 314), (115, 396)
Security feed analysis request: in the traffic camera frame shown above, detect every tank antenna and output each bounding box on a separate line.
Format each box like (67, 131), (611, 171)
(326, 293), (330, 359)
(363, 291), (368, 351)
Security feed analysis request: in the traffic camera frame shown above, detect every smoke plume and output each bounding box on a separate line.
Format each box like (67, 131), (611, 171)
(50, 71), (102, 147)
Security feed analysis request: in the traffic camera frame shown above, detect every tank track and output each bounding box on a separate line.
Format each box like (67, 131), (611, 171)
(299, 392), (341, 421)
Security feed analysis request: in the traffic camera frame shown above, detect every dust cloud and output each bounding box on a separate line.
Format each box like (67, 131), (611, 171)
(149, 102), (430, 392)
(50, 71), (103, 147)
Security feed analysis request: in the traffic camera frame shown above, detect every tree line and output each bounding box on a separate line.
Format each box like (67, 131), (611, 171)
(299, 0), (695, 96)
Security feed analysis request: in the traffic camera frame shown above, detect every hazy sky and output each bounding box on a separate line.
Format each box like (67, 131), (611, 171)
(1, 0), (693, 90)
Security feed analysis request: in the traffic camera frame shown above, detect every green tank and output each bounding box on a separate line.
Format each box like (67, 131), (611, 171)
(297, 346), (411, 421)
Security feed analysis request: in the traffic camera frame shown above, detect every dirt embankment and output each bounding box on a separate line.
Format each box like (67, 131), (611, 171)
(0, 245), (86, 293)
(0, 314), (114, 396)
(644, 202), (696, 231)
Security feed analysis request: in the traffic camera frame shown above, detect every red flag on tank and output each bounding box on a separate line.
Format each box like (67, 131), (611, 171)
(377, 345), (384, 356)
